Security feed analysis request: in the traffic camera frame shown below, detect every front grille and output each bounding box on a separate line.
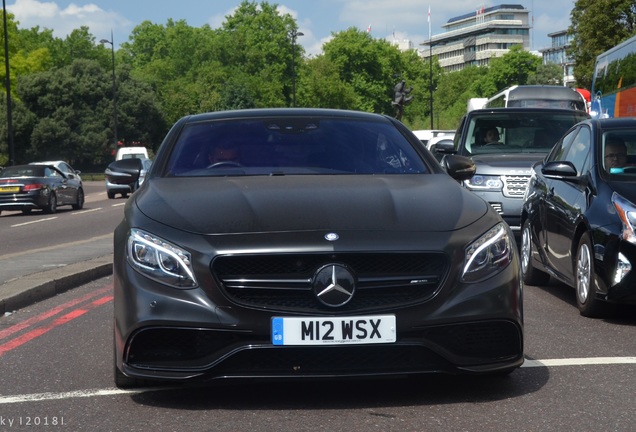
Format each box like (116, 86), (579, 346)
(502, 175), (530, 198)
(212, 252), (449, 313)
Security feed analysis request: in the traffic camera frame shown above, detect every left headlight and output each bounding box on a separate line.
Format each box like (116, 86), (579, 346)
(462, 222), (513, 283)
(463, 174), (503, 191)
(126, 228), (198, 288)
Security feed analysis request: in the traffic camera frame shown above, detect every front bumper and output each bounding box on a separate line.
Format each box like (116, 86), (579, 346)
(114, 251), (524, 383)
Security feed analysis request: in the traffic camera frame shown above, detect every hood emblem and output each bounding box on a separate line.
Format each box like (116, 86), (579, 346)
(313, 264), (355, 307)
(325, 232), (339, 241)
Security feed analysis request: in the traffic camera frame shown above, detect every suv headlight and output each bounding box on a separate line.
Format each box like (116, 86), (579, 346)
(463, 174), (503, 191)
(462, 223), (513, 282)
(126, 228), (198, 288)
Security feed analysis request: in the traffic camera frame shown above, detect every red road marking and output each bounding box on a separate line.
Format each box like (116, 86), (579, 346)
(0, 284), (112, 340)
(0, 285), (113, 356)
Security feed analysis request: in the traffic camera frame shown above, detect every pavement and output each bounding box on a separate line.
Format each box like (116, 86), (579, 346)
(0, 253), (113, 315)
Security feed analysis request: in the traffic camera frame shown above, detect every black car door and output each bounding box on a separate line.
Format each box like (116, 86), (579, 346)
(536, 128), (576, 267)
(544, 126), (592, 280)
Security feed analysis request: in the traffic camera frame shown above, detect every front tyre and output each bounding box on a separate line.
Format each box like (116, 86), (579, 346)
(575, 233), (607, 317)
(72, 188), (85, 210)
(521, 220), (550, 286)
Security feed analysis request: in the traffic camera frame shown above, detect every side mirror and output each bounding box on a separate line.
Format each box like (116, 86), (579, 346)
(434, 139), (455, 154)
(541, 161), (577, 178)
(105, 158), (143, 189)
(441, 155), (476, 182)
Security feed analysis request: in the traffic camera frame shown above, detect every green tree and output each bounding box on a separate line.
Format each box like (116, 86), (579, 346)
(569, 0), (636, 88)
(216, 1), (299, 108)
(0, 11), (24, 92)
(527, 63), (564, 85)
(487, 45), (542, 91)
(15, 59), (164, 167)
(120, 19), (219, 123)
(433, 66), (490, 129)
(298, 55), (357, 109)
(322, 28), (401, 114)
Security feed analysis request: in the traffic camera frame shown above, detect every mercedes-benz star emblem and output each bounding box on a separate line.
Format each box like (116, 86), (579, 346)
(313, 264), (356, 307)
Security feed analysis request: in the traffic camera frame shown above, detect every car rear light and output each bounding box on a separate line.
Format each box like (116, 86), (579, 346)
(22, 184), (45, 192)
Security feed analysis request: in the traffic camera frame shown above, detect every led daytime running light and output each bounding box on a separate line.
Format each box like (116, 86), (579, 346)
(464, 224), (508, 274)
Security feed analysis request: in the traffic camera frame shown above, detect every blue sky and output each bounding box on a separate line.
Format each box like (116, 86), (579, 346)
(6, 0), (575, 56)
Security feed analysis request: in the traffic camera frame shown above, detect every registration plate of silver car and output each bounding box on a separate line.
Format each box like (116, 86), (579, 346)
(271, 315), (396, 345)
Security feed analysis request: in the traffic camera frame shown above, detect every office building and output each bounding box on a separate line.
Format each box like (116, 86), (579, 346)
(540, 30), (575, 86)
(421, 4), (531, 72)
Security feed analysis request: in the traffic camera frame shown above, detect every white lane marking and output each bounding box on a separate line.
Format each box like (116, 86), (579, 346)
(1, 357), (635, 404)
(71, 208), (103, 215)
(10, 217), (57, 227)
(0, 388), (142, 404)
(111, 203), (126, 207)
(522, 356), (636, 367)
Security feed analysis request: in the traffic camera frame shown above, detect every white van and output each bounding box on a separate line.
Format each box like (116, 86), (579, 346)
(115, 146), (149, 161)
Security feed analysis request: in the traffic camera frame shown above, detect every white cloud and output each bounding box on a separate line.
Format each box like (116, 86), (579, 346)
(8, 0), (132, 44)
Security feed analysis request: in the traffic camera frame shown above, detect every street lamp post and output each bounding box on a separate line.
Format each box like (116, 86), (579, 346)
(2, 0), (14, 165)
(429, 42), (434, 129)
(289, 29), (303, 107)
(100, 32), (117, 151)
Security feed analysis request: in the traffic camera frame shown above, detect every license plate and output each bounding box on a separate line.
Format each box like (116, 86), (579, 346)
(0, 186), (20, 193)
(272, 315), (396, 346)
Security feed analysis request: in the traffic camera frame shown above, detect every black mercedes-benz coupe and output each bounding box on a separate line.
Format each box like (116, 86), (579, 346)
(113, 108), (523, 388)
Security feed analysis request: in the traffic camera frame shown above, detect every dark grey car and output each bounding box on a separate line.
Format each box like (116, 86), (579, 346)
(113, 108), (523, 388)
(0, 164), (84, 215)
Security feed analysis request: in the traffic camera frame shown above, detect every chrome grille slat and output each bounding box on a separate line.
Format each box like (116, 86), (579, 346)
(501, 174), (530, 198)
(212, 253), (449, 313)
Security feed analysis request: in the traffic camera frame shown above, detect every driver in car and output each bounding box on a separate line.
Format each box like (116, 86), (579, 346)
(484, 127), (501, 145)
(209, 143), (241, 165)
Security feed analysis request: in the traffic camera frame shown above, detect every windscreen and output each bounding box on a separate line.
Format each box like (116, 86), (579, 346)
(507, 99), (587, 111)
(465, 111), (590, 155)
(0, 166), (46, 178)
(165, 117), (429, 176)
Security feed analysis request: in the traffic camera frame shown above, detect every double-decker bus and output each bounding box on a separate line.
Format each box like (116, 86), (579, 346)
(590, 34), (636, 118)
(482, 85), (587, 111)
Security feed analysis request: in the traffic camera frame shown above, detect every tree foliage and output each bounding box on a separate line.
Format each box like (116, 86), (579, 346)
(487, 46), (542, 90)
(569, 0), (636, 88)
(14, 59), (163, 166)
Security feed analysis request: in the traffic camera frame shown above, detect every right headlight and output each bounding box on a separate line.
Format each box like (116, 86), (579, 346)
(462, 222), (513, 282)
(126, 228), (198, 288)
(612, 192), (636, 245)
